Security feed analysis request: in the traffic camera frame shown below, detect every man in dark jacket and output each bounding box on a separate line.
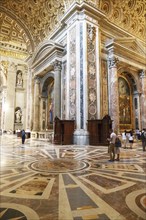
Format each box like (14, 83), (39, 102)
(141, 129), (146, 151)
(21, 129), (26, 144)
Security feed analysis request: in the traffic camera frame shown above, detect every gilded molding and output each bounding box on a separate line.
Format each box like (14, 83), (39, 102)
(0, 49), (27, 60)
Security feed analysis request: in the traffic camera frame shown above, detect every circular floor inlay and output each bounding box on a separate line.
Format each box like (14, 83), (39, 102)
(0, 203), (39, 220)
(30, 158), (89, 173)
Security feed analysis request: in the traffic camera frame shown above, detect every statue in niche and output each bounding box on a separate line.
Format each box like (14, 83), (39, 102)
(119, 78), (131, 124)
(16, 70), (23, 87)
(15, 108), (22, 123)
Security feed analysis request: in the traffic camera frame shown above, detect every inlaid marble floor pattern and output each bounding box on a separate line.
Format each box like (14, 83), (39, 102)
(0, 134), (146, 220)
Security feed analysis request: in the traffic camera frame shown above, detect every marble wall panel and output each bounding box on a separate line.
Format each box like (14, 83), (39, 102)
(101, 59), (108, 117)
(87, 23), (97, 119)
(69, 26), (76, 120)
(62, 61), (67, 120)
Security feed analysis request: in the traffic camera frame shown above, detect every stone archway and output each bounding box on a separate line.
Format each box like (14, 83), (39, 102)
(118, 72), (140, 131)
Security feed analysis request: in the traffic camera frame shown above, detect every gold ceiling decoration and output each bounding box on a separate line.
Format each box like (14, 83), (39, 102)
(0, 0), (145, 57)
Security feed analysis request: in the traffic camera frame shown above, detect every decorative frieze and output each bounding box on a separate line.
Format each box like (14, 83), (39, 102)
(101, 60), (108, 117)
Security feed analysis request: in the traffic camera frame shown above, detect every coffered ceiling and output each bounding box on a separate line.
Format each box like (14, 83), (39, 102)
(0, 0), (145, 58)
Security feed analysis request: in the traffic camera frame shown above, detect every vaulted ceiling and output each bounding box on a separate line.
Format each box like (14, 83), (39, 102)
(0, 0), (145, 58)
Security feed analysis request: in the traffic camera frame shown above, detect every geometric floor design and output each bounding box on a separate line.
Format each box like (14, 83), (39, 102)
(0, 134), (146, 220)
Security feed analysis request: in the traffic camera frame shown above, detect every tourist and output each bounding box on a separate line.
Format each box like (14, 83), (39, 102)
(141, 129), (146, 151)
(115, 136), (121, 161)
(21, 129), (26, 144)
(128, 130), (134, 149)
(107, 129), (117, 162)
(122, 130), (128, 148)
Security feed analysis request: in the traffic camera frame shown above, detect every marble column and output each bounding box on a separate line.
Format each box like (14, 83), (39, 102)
(33, 76), (40, 131)
(53, 60), (62, 118)
(107, 53), (119, 133)
(139, 70), (146, 129)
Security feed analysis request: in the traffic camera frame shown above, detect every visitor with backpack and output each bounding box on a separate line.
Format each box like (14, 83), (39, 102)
(115, 136), (121, 161)
(141, 129), (146, 151)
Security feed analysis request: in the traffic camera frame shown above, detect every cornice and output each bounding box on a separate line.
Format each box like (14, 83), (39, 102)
(31, 49), (64, 76)
(31, 43), (64, 68)
(105, 39), (146, 69)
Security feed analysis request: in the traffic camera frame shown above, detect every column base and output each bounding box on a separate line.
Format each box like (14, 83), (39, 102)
(73, 129), (89, 145)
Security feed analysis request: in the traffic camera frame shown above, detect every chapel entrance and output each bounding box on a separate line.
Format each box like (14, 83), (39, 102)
(118, 73), (140, 131)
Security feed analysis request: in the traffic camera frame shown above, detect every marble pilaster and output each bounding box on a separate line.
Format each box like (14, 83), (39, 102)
(139, 70), (146, 129)
(1, 87), (7, 131)
(33, 76), (40, 131)
(53, 60), (62, 119)
(108, 54), (119, 133)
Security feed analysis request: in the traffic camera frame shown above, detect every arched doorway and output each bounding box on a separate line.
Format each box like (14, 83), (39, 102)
(118, 73), (140, 131)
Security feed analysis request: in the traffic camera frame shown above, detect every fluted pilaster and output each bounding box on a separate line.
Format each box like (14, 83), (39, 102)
(108, 55), (119, 133)
(33, 76), (40, 131)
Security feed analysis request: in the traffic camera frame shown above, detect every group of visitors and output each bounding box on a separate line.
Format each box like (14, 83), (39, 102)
(121, 130), (134, 149)
(107, 128), (146, 162)
(121, 129), (146, 151)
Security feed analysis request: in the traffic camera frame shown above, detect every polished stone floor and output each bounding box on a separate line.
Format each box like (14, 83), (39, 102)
(0, 134), (146, 220)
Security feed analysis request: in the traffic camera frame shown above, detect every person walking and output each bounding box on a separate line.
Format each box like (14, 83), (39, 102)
(21, 129), (26, 145)
(129, 130), (134, 149)
(141, 129), (146, 151)
(122, 130), (127, 148)
(108, 129), (117, 162)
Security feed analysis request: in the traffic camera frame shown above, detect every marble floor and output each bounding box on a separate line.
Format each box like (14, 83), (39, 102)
(0, 134), (146, 220)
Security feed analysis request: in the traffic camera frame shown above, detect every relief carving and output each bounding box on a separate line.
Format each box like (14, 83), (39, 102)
(87, 23), (97, 119)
